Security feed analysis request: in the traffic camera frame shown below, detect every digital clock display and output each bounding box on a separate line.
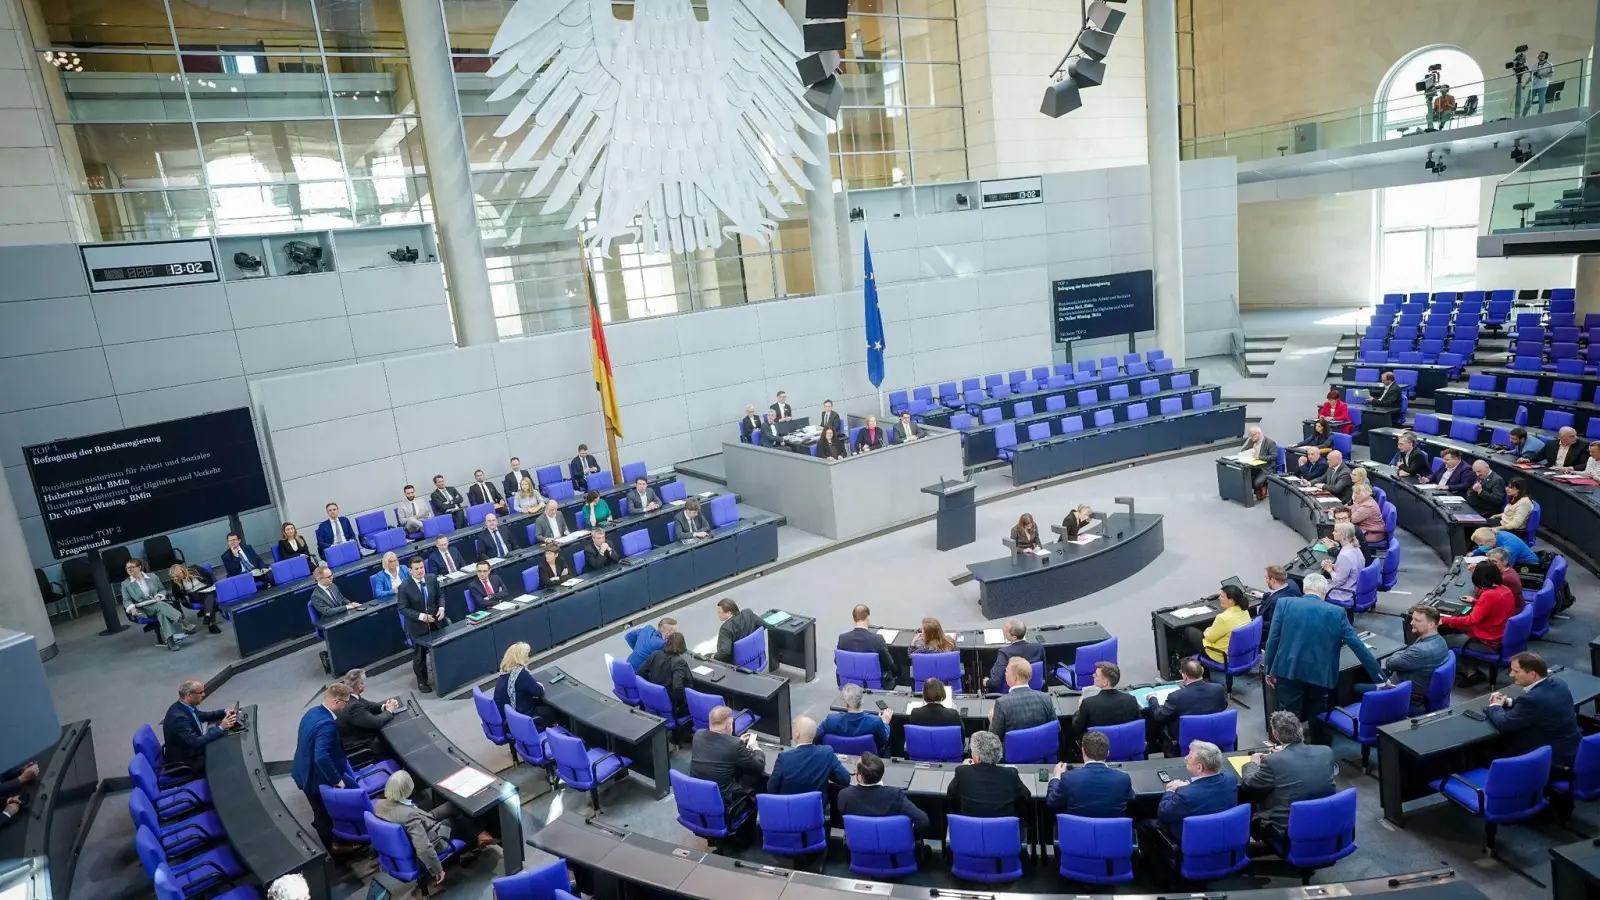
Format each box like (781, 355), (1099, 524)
(90, 260), (216, 283)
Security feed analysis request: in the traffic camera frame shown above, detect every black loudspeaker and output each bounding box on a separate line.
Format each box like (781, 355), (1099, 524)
(805, 76), (844, 119)
(1078, 27), (1114, 60)
(797, 50), (842, 86)
(1068, 57), (1105, 88)
(804, 21), (847, 52)
(806, 0), (848, 18)
(1087, 0), (1125, 35)
(1040, 80), (1082, 118)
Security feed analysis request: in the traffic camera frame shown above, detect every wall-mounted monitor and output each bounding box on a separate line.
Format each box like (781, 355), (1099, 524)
(1052, 270), (1155, 344)
(23, 408), (271, 559)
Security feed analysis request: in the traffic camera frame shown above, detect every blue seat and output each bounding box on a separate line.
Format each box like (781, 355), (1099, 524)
(151, 864), (256, 900)
(1056, 814), (1134, 884)
(835, 649), (885, 688)
(950, 413), (975, 430)
(588, 471), (616, 491)
(1090, 720), (1145, 762)
(1522, 499), (1541, 547)
(949, 815), (1023, 883)
(132, 724), (199, 789)
(547, 729), (630, 811)
(320, 785), (375, 845)
(1424, 652), (1456, 713)
(733, 626), (767, 670)
(1459, 606), (1533, 686)
(268, 554), (311, 586)
(939, 382), (960, 404)
(1045, 394), (1067, 412)
(1177, 710), (1238, 756)
(1054, 636), (1117, 690)
(128, 789), (226, 858)
(757, 791), (828, 858)
(621, 461), (648, 483)
(135, 825), (245, 896)
(911, 650), (960, 691)
(1429, 745), (1552, 853)
(636, 675), (693, 736)
(1109, 383), (1129, 401)
(354, 510), (388, 548)
(994, 423), (1019, 462)
(686, 687), (758, 735)
(1544, 410), (1576, 431)
(1014, 400), (1034, 418)
(1196, 615), (1262, 697)
(1139, 378), (1160, 395)
(546, 481), (576, 502)
(367, 811), (466, 886)
(506, 707), (560, 769)
(980, 407), (1002, 426)
(129, 755), (211, 822)
(324, 542), (361, 567)
(1550, 733), (1600, 808)
(619, 529), (652, 558)
(1193, 393), (1214, 410)
(1126, 402), (1149, 421)
(844, 815), (917, 877)
(1093, 409), (1114, 428)
(1413, 413), (1439, 435)
(465, 502), (495, 526)
(422, 516), (454, 540)
(1174, 803), (1252, 883)
(820, 732), (879, 755)
(1003, 719), (1059, 763)
(904, 725), (964, 762)
(1061, 415), (1084, 433)
(609, 657), (640, 705)
(369, 527), (407, 553)
(1380, 536), (1401, 591)
(1160, 397), (1182, 415)
(1026, 421), (1051, 441)
(1527, 577), (1557, 640)
(473, 686), (511, 747)
(888, 390), (909, 414)
(1319, 682), (1409, 771)
(1330, 432), (1352, 457)
(1076, 389), (1097, 406)
(491, 858), (572, 900)
(1448, 418), (1479, 442)
(1152, 358), (1175, 372)
(671, 769), (751, 841)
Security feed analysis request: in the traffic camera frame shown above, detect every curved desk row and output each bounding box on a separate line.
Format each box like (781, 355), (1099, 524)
(849, 686), (1083, 757)
(1010, 403), (1247, 485)
(1359, 462), (1483, 564)
(1266, 474), (1337, 544)
(0, 720), (97, 900)
(960, 383), (1220, 465)
(918, 366), (1200, 429)
(1435, 386), (1600, 437)
(967, 513), (1165, 618)
(877, 620), (1113, 691)
(227, 473), (681, 657)
(1477, 366), (1600, 398)
(419, 515), (782, 695)
(1340, 362), (1455, 398)
(532, 813), (1478, 900)
(535, 665), (670, 797)
(1364, 427), (1600, 566)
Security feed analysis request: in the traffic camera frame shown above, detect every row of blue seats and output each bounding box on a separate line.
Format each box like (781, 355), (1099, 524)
(1501, 346), (1600, 375)
(944, 374), (1200, 433)
(1463, 372), (1600, 412)
(888, 351), (1172, 416)
(1380, 288), (1568, 305)
(994, 392), (1219, 459)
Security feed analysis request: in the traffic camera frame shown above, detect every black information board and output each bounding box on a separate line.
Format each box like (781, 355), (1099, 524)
(24, 408), (272, 559)
(1052, 270), (1155, 344)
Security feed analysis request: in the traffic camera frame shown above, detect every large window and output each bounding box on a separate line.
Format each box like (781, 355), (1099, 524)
(1378, 180), (1480, 295)
(1375, 45), (1483, 138)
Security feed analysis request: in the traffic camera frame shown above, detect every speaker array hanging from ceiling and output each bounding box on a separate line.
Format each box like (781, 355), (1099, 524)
(797, 0), (847, 119)
(1040, 0), (1126, 118)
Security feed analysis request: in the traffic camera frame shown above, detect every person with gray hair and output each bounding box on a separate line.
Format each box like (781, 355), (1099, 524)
(1241, 711), (1337, 840)
(1240, 425), (1279, 500)
(161, 679), (237, 774)
(1262, 571), (1383, 722)
(814, 683), (892, 753)
(1321, 521), (1365, 606)
(265, 874), (310, 900)
(336, 668), (400, 760)
(374, 770), (498, 886)
(985, 619), (1044, 688)
(1138, 739), (1240, 872)
(946, 730), (1032, 827)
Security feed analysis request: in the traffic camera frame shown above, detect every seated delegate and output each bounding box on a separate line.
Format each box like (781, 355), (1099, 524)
(427, 535), (467, 576)
(1436, 448), (1474, 494)
(123, 558), (193, 650)
(220, 532), (266, 578)
(337, 668), (400, 760)
(1292, 446), (1327, 480)
(1468, 526), (1537, 566)
(1492, 478), (1534, 535)
(495, 642), (552, 723)
(430, 475), (467, 527)
(624, 617), (678, 671)
(1147, 658), (1227, 755)
(815, 684), (892, 753)
(1466, 461), (1506, 516)
(1010, 513), (1041, 552)
(641, 632), (693, 733)
(277, 522), (318, 568)
(475, 514), (519, 560)
(1240, 712), (1336, 843)
(310, 565), (361, 618)
(1534, 426), (1588, 471)
(1297, 417), (1336, 451)
(1392, 433), (1429, 479)
(586, 527), (621, 570)
(674, 498), (712, 542)
(1047, 730), (1133, 818)
(535, 542), (571, 590)
(837, 753), (929, 834)
(715, 598), (762, 662)
(1238, 426), (1278, 501)
(580, 490), (612, 528)
(315, 502), (358, 551)
(1357, 606), (1447, 715)
(909, 678), (963, 728)
(838, 604), (899, 684)
(767, 716), (851, 804)
(1062, 504), (1094, 541)
(375, 771), (497, 888)
(910, 616), (956, 654)
(1259, 565), (1300, 635)
(467, 560), (509, 609)
(467, 469), (508, 514)
(854, 416), (886, 453)
(1137, 741), (1239, 874)
(1070, 661), (1139, 737)
(946, 731), (1031, 823)
(1174, 584), (1248, 667)
(1502, 427), (1545, 461)
(1312, 449), (1353, 503)
(510, 477), (544, 514)
(1442, 560), (1516, 686)
(689, 706), (767, 814)
(1487, 651), (1582, 767)
(816, 426), (849, 460)
(167, 563), (220, 633)
(372, 552), (404, 600)
(397, 484), (434, 532)
(570, 444), (601, 492)
(1317, 391), (1352, 433)
(1348, 484), (1387, 546)
(162, 679), (239, 773)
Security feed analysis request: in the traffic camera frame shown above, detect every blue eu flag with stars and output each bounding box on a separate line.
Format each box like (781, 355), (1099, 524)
(864, 232), (885, 388)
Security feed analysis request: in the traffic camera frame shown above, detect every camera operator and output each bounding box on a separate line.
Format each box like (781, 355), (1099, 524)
(1431, 85), (1457, 130)
(1421, 64), (1442, 131)
(1521, 50), (1552, 116)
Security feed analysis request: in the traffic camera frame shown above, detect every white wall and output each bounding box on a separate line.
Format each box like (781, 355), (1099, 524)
(846, 158), (1240, 358)
(0, 0), (78, 245)
(251, 268), (1050, 528)
(0, 244), (453, 568)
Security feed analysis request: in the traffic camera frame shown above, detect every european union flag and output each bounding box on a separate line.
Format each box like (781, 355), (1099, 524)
(864, 232), (885, 388)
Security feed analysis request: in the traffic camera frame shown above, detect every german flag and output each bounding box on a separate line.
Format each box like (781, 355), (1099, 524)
(589, 292), (623, 440)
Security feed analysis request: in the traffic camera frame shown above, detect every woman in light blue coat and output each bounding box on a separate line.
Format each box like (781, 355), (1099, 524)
(121, 558), (193, 649)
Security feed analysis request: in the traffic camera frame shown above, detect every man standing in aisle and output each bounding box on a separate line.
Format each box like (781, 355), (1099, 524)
(1261, 573), (1383, 721)
(397, 557), (447, 692)
(292, 682), (358, 854)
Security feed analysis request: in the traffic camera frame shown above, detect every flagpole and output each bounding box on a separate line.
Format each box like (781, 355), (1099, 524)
(578, 238), (623, 484)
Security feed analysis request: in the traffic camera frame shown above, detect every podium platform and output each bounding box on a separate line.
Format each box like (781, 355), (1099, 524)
(921, 479), (976, 550)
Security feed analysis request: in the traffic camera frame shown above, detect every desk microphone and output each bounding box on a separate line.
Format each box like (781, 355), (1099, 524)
(1034, 624), (1063, 632)
(732, 861), (789, 877)
(1387, 869), (1455, 887)
(1407, 709), (1454, 728)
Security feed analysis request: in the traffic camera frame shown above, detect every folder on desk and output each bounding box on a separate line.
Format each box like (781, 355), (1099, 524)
(1228, 755), (1253, 776)
(764, 611), (792, 626)
(876, 629), (899, 642)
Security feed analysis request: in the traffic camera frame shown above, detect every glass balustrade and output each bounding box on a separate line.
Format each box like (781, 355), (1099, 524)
(1487, 106), (1600, 234)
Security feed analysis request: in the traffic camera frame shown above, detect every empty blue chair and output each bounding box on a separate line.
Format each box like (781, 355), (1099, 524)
(547, 729), (630, 811)
(609, 657), (640, 705)
(1522, 500), (1541, 547)
(1045, 394), (1067, 412)
(151, 864), (253, 900)
(491, 859), (572, 900)
(1173, 804), (1252, 883)
(1148, 349), (1167, 362)
(962, 376), (982, 393)
(820, 732), (879, 755)
(546, 481), (575, 502)
(1506, 377), (1539, 396)
(1099, 355), (1119, 372)
(994, 423), (1019, 461)
(132, 724), (197, 789)
(1466, 373), (1497, 392)
(506, 707), (559, 770)
(1025, 421), (1051, 442)
(367, 811), (466, 888)
(911, 650), (960, 691)
(671, 769), (751, 842)
(128, 789), (225, 858)
(269, 555), (310, 585)
(1413, 413), (1439, 435)
(757, 792), (827, 858)
(1109, 383), (1129, 401)
(1126, 402), (1149, 421)
(321, 785), (376, 846)
(1090, 720), (1145, 762)
(325, 542), (361, 567)
(1055, 636), (1117, 690)
(1429, 745), (1551, 854)
(1004, 719), (1060, 763)
(990, 383), (1012, 400)
(1061, 415), (1084, 433)
(1448, 419), (1479, 442)
(1077, 360), (1097, 375)
(354, 510), (388, 548)
(1197, 616), (1262, 697)
(1005, 372), (1025, 390)
(1544, 410), (1576, 431)
(1550, 734), (1600, 815)
(1319, 682), (1408, 771)
(1160, 397), (1182, 415)
(844, 815), (917, 877)
(1527, 577), (1557, 640)
(658, 481), (687, 504)
(1193, 393), (1214, 410)
(1014, 400), (1034, 418)
(620, 462), (647, 484)
(1076, 389), (1097, 406)
(707, 494), (738, 528)
(370, 527), (408, 553)
(1152, 358), (1175, 372)
(1177, 710), (1237, 756)
(951, 413), (975, 430)
(464, 502), (494, 526)
(949, 815), (1023, 883)
(1046, 374), (1069, 389)
(473, 686), (511, 747)
(135, 825), (245, 895)
(1140, 378), (1160, 395)
(1128, 361), (1149, 375)
(888, 390), (909, 414)
(1093, 409), (1114, 428)
(1354, 367), (1379, 382)
(1459, 606), (1533, 686)
(422, 516), (454, 540)
(980, 407), (1002, 426)
(619, 530), (651, 558)
(685, 688), (757, 735)
(1424, 653), (1456, 713)
(1056, 814), (1134, 884)
(939, 382), (959, 404)
(535, 465), (563, 487)
(733, 626), (767, 671)
(835, 649), (885, 688)
(129, 755), (211, 821)
(904, 725), (964, 762)
(1380, 536), (1401, 591)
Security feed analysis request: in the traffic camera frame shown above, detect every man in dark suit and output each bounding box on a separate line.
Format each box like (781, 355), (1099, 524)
(837, 604), (898, 683)
(476, 513), (518, 560)
(895, 411), (920, 443)
(1240, 712), (1336, 840)
(532, 499), (571, 542)
(467, 561), (509, 610)
(1436, 447), (1475, 494)
(1146, 658), (1228, 755)
(426, 536), (466, 576)
(467, 469), (508, 513)
(1072, 661), (1142, 737)
(161, 679), (237, 772)
(767, 716), (850, 802)
(715, 598), (763, 663)
(688, 706), (767, 812)
(1046, 730), (1134, 818)
(310, 565), (361, 619)
(430, 474), (466, 527)
(817, 399), (842, 435)
(1535, 426), (1590, 471)
(1487, 651), (1582, 767)
(569, 444), (600, 491)
(946, 731), (1032, 822)
(292, 682), (357, 852)
(627, 476), (662, 514)
(220, 532), (264, 577)
(315, 502), (358, 551)
(770, 391), (793, 421)
(397, 557), (447, 692)
(985, 619), (1045, 689)
(756, 412), (781, 446)
(1467, 460), (1507, 516)
(674, 498), (712, 542)
(586, 527), (622, 571)
(837, 753), (928, 833)
(1393, 433), (1430, 478)
(502, 457), (530, 498)
(1259, 565), (1300, 636)
(1368, 371), (1403, 412)
(336, 668), (399, 761)
(1139, 740), (1239, 870)
(1313, 449), (1354, 504)
(738, 405), (762, 443)
(1292, 447), (1327, 481)
(854, 415), (886, 453)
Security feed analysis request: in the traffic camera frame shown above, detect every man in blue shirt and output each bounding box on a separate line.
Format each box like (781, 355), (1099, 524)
(1468, 527), (1538, 567)
(815, 684), (892, 753)
(1046, 731), (1134, 817)
(1506, 427), (1545, 461)
(624, 617), (677, 671)
(161, 679), (237, 773)
(293, 682), (357, 853)
(767, 716), (851, 805)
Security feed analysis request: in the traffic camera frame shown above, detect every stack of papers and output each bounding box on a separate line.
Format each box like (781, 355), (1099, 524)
(764, 611), (792, 626)
(512, 593), (535, 604)
(492, 601), (518, 611)
(1031, 547), (1051, 556)
(691, 665), (714, 676)
(487, 556), (507, 565)
(1168, 606), (1214, 619)
(983, 628), (1006, 644)
(561, 577), (582, 587)
(876, 629), (899, 642)
(438, 767), (496, 797)
(1070, 534), (1102, 544)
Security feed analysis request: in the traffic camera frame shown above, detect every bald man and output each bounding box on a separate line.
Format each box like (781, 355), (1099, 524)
(738, 405), (762, 443)
(1314, 449), (1353, 504)
(1240, 426), (1279, 500)
(1535, 426), (1589, 471)
(767, 716), (851, 801)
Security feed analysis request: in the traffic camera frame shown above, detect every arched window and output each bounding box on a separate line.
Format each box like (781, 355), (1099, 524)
(1375, 45), (1483, 138)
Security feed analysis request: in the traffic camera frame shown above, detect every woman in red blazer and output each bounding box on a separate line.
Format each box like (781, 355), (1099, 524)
(1318, 389), (1353, 434)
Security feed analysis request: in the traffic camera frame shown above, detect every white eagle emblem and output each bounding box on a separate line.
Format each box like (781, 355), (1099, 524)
(486, 0), (824, 255)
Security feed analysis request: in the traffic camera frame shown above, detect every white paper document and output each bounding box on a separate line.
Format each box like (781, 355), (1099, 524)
(1070, 534), (1102, 544)
(557, 529), (591, 544)
(1168, 606), (1213, 619)
(1031, 547), (1051, 556)
(691, 665), (714, 676)
(983, 628), (1005, 644)
(876, 629), (899, 643)
(492, 601), (518, 611)
(672, 499), (687, 506)
(561, 578), (582, 587)
(488, 556), (507, 565)
(512, 593), (535, 604)
(438, 767), (496, 797)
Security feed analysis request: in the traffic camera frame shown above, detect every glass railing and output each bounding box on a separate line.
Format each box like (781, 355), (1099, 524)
(1182, 59), (1588, 164)
(1487, 106), (1600, 234)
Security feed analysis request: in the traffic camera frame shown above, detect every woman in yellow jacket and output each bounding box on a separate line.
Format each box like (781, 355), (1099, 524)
(1182, 584), (1251, 663)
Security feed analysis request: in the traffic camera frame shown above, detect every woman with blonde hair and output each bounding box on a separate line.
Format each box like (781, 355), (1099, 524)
(1062, 504), (1094, 540)
(911, 616), (956, 653)
(373, 551), (404, 601)
(374, 770), (497, 887)
(168, 562), (220, 633)
(493, 641), (552, 722)
(276, 522), (318, 567)
(1348, 483), (1387, 546)
(511, 476), (544, 514)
